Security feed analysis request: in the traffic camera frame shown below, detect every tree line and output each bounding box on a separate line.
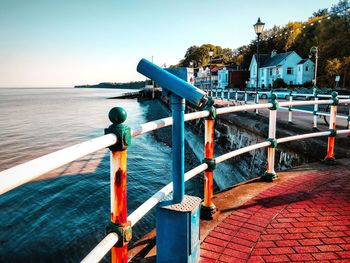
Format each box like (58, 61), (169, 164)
(174, 0), (350, 89)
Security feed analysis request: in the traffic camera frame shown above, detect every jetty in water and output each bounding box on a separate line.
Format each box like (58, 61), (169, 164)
(0, 59), (350, 263)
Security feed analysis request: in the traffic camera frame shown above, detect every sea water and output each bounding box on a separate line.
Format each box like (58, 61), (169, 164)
(0, 88), (191, 262)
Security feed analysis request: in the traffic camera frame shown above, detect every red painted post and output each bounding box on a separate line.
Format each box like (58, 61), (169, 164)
(105, 107), (132, 263)
(201, 100), (218, 220)
(324, 92), (338, 165)
(204, 119), (214, 208)
(110, 151), (129, 263)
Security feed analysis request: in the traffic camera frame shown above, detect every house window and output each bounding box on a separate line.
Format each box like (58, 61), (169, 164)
(305, 66), (309, 71)
(298, 66), (301, 72)
(261, 69), (264, 77)
(276, 69), (279, 75)
(269, 69), (272, 76)
(290, 81), (293, 85)
(287, 67), (293, 75)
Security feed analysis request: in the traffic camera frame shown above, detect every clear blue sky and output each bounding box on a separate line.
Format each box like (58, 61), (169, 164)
(0, 0), (339, 87)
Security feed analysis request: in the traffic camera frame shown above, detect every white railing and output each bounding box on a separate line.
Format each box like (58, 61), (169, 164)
(0, 96), (349, 263)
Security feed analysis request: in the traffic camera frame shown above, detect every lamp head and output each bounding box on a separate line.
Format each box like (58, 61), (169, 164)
(254, 17), (265, 35)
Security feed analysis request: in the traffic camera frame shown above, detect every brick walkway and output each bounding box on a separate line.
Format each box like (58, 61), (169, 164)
(200, 168), (350, 262)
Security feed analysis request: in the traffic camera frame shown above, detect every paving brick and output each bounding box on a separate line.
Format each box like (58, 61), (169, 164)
(251, 248), (270, 256)
(280, 233), (304, 240)
(275, 240), (300, 247)
(299, 239), (323, 246)
(214, 226), (235, 236)
(336, 251), (350, 259)
(209, 230), (232, 241)
(321, 237), (347, 244)
(199, 257), (217, 263)
(255, 241), (276, 248)
(235, 232), (260, 242)
(260, 234), (283, 241)
(287, 253), (315, 261)
(265, 228), (288, 234)
(296, 217), (316, 222)
(293, 246), (319, 253)
(201, 242), (225, 253)
(287, 227), (310, 234)
(303, 232), (326, 239)
(324, 231), (347, 238)
(205, 236), (228, 247)
(262, 255), (291, 262)
(247, 256), (265, 263)
(271, 223), (293, 228)
(200, 249), (221, 260)
(227, 242), (252, 253)
(222, 248), (249, 260)
(312, 252), (339, 260)
(268, 247), (295, 255)
(276, 218), (297, 223)
(230, 237), (254, 247)
(219, 254), (246, 263)
(316, 245), (342, 252)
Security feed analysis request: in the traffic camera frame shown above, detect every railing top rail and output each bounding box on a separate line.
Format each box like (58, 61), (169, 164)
(0, 134), (117, 196)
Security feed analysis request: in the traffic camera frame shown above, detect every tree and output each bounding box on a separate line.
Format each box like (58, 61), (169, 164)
(273, 78), (288, 88)
(312, 8), (328, 18)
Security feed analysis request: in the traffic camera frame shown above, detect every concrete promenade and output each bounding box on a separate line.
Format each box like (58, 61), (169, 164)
(199, 159), (350, 263)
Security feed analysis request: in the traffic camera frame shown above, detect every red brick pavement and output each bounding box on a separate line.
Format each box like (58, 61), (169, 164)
(200, 169), (350, 262)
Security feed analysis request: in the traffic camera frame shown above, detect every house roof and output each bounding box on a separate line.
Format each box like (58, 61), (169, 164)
(297, 59), (310, 65)
(254, 51), (294, 68)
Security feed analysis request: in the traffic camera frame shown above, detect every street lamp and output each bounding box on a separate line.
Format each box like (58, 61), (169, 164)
(309, 46), (318, 87)
(253, 17), (265, 114)
(209, 49), (214, 96)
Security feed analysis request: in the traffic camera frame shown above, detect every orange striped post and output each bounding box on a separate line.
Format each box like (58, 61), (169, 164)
(105, 107), (132, 263)
(323, 92), (338, 165)
(201, 99), (218, 220)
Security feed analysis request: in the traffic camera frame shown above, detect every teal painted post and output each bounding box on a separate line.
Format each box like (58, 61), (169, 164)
(171, 94), (185, 203)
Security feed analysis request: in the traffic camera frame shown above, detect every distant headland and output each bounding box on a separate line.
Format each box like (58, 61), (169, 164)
(75, 81), (145, 90)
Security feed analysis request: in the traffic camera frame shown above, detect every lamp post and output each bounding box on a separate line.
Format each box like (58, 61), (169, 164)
(310, 46), (319, 130)
(209, 49), (214, 96)
(309, 46), (318, 88)
(254, 17), (265, 114)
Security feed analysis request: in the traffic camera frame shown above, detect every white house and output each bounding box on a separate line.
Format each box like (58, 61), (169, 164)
(248, 50), (314, 89)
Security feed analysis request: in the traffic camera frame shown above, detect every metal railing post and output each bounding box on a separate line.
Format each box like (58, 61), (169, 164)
(324, 92), (338, 165)
(244, 91), (248, 112)
(347, 100), (350, 137)
(312, 88), (319, 130)
(104, 107), (132, 263)
(201, 99), (218, 220)
(171, 94), (185, 203)
(235, 90), (238, 104)
(227, 88), (231, 107)
(255, 92), (260, 115)
(288, 91), (293, 124)
(262, 94), (278, 182)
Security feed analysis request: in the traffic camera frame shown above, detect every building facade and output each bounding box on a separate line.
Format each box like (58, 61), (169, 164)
(249, 50), (314, 89)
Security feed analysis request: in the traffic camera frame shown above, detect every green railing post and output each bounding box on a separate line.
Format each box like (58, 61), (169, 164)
(104, 107), (132, 263)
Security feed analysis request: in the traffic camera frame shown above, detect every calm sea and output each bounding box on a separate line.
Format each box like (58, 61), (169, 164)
(0, 88), (203, 262)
